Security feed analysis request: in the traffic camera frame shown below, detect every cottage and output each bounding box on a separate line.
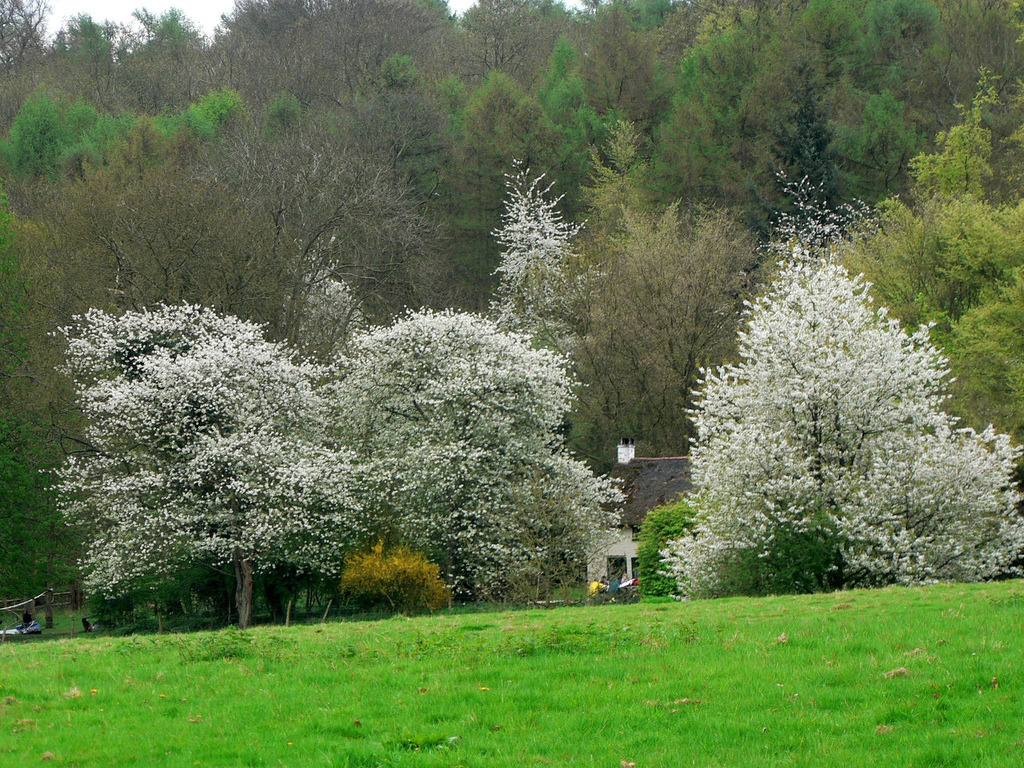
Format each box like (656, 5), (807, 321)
(588, 439), (692, 582)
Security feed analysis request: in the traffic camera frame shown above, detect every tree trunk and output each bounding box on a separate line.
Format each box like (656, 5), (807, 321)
(233, 549), (254, 630)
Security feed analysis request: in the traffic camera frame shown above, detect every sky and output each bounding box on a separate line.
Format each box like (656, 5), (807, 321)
(46, 0), (480, 37)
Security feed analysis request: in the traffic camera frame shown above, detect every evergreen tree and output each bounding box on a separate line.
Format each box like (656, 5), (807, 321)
(0, 178), (54, 597)
(773, 61), (841, 210)
(536, 38), (603, 215)
(448, 72), (557, 297)
(582, 4), (663, 131)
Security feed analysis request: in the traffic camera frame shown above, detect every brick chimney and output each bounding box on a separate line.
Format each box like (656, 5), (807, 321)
(617, 437), (635, 465)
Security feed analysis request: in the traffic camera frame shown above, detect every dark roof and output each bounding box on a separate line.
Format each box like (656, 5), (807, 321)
(609, 457), (692, 527)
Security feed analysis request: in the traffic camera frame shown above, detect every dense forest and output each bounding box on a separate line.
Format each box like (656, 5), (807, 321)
(2, 0), (1024, 607)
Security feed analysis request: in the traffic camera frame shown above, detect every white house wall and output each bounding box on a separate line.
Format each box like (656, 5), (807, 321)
(587, 527), (638, 581)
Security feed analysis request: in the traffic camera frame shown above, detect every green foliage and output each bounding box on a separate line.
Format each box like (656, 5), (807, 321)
(953, 267), (1024, 440)
(637, 498), (695, 597)
(582, 4), (664, 130)
(101, 117), (173, 180)
(910, 76), (998, 197)
(834, 90), (922, 198)
(0, 186), (65, 593)
(626, 0), (676, 31)
(0, 417), (44, 596)
(581, 118), (651, 242)
(340, 543), (451, 613)
(447, 71), (557, 284)
(0, 178), (19, 346)
(192, 88), (246, 130)
(846, 195), (1024, 334)
(536, 38), (604, 213)
(2, 92), (69, 175)
(654, 21), (771, 212)
(154, 89), (247, 141)
(845, 184), (1024, 462)
(653, 0), (953, 222)
(859, 0), (939, 71)
(437, 76), (469, 134)
(719, 519), (847, 597)
(773, 62), (842, 209)
(380, 54), (418, 89)
(58, 14), (116, 58)
(84, 564), (340, 632)
(0, 183), (44, 597)
(0, 91), (132, 177)
(133, 8), (199, 54)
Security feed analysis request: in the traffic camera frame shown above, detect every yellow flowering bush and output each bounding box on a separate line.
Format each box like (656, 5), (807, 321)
(339, 543), (450, 613)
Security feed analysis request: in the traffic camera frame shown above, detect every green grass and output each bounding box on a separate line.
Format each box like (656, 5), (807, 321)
(0, 608), (91, 641)
(1, 582), (1023, 766)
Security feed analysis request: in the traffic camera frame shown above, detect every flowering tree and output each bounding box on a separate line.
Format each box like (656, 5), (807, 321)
(664, 255), (1024, 597)
(58, 305), (364, 628)
(491, 161), (585, 344)
(332, 309), (618, 597)
(291, 273), (365, 358)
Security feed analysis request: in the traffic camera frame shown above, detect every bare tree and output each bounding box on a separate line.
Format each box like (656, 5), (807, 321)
(118, 9), (212, 114)
(573, 206), (758, 460)
(458, 0), (568, 82)
(218, 115), (442, 346)
(0, 0), (47, 74)
(218, 0), (445, 106)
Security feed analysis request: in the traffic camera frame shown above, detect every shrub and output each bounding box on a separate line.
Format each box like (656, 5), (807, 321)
(153, 89), (247, 142)
(1, 92), (134, 178)
(191, 88), (246, 131)
(340, 543), (450, 613)
(637, 498), (696, 597)
(263, 94), (301, 136)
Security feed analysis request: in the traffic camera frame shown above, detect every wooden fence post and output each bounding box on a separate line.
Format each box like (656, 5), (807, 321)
(44, 589), (54, 630)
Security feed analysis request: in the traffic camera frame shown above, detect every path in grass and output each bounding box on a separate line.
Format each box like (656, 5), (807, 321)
(1, 581), (1022, 766)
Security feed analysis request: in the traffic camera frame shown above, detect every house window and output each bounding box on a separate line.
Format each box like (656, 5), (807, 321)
(607, 556), (627, 580)
(631, 524), (643, 541)
(631, 557), (639, 578)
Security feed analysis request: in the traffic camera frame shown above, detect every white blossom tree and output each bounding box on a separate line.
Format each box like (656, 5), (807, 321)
(58, 305), (364, 628)
(664, 254), (1024, 597)
(491, 161), (586, 344)
(292, 272), (366, 358)
(332, 309), (619, 597)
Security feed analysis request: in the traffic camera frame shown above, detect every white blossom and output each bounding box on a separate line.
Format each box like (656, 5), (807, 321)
(664, 254), (1024, 597)
(293, 272), (366, 357)
(491, 161), (585, 341)
(57, 305), (364, 624)
(331, 309), (619, 597)
(770, 173), (876, 257)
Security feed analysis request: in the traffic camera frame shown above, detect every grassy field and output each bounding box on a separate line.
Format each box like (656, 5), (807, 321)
(1, 582), (1022, 767)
